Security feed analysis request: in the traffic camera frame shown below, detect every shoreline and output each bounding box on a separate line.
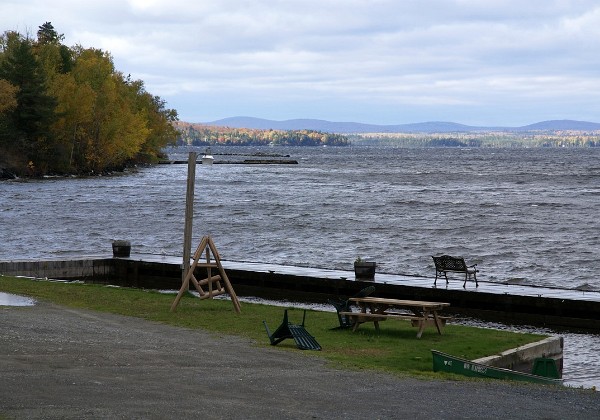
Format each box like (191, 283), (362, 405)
(2, 255), (600, 332)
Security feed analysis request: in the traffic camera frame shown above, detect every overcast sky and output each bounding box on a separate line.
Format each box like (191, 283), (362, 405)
(2, 1), (599, 126)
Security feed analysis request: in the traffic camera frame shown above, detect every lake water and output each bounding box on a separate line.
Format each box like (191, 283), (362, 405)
(1, 145), (599, 388)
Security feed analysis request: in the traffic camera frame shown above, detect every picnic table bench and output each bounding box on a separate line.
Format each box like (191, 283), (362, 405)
(344, 297), (451, 338)
(432, 255), (479, 287)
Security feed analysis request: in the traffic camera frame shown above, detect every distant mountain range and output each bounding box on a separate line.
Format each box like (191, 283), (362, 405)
(203, 117), (600, 134)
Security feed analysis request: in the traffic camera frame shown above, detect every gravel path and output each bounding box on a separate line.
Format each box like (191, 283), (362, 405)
(1, 302), (598, 419)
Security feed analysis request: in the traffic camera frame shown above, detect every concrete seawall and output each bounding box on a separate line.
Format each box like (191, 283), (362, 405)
(473, 336), (564, 375)
(0, 258), (111, 280)
(2, 255), (600, 332)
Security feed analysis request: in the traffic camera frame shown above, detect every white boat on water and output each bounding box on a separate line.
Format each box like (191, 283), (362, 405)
(201, 148), (214, 165)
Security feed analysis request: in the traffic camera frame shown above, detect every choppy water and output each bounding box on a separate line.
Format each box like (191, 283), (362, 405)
(1, 145), (599, 388)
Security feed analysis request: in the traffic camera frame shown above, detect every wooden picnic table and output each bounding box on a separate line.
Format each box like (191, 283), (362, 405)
(345, 297), (451, 338)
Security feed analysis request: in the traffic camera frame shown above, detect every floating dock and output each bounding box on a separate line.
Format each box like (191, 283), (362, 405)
(1, 255), (599, 331)
(158, 152), (298, 165)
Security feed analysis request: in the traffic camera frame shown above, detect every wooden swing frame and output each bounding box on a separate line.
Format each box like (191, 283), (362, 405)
(170, 235), (241, 313)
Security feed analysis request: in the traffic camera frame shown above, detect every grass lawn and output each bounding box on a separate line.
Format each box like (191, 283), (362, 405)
(1, 275), (547, 379)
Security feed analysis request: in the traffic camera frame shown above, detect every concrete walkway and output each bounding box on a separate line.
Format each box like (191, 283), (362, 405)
(1, 302), (598, 419)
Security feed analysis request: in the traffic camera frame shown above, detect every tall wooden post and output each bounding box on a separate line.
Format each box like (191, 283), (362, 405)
(182, 152), (197, 283)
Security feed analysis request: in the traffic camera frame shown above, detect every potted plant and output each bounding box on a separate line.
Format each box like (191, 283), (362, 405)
(354, 256), (376, 281)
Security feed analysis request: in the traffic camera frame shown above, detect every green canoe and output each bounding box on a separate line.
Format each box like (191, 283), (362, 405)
(431, 350), (563, 386)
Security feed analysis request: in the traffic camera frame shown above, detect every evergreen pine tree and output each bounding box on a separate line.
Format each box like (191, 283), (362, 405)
(0, 37), (57, 173)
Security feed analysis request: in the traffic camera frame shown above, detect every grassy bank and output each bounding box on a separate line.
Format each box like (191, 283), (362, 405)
(1, 276), (547, 379)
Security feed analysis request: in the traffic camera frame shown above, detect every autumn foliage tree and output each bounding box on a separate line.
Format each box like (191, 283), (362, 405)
(0, 22), (178, 176)
(175, 122), (350, 147)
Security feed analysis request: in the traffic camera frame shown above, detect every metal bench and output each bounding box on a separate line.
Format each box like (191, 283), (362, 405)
(263, 309), (321, 350)
(432, 255), (479, 287)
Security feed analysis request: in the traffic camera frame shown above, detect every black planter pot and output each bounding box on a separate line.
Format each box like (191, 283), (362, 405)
(112, 240), (131, 258)
(354, 261), (376, 281)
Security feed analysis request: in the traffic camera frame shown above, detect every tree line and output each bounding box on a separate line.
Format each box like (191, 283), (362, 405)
(349, 132), (600, 147)
(0, 22), (178, 177)
(175, 122), (350, 147)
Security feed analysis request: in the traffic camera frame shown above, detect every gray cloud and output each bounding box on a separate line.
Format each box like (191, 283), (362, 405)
(2, 0), (599, 125)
